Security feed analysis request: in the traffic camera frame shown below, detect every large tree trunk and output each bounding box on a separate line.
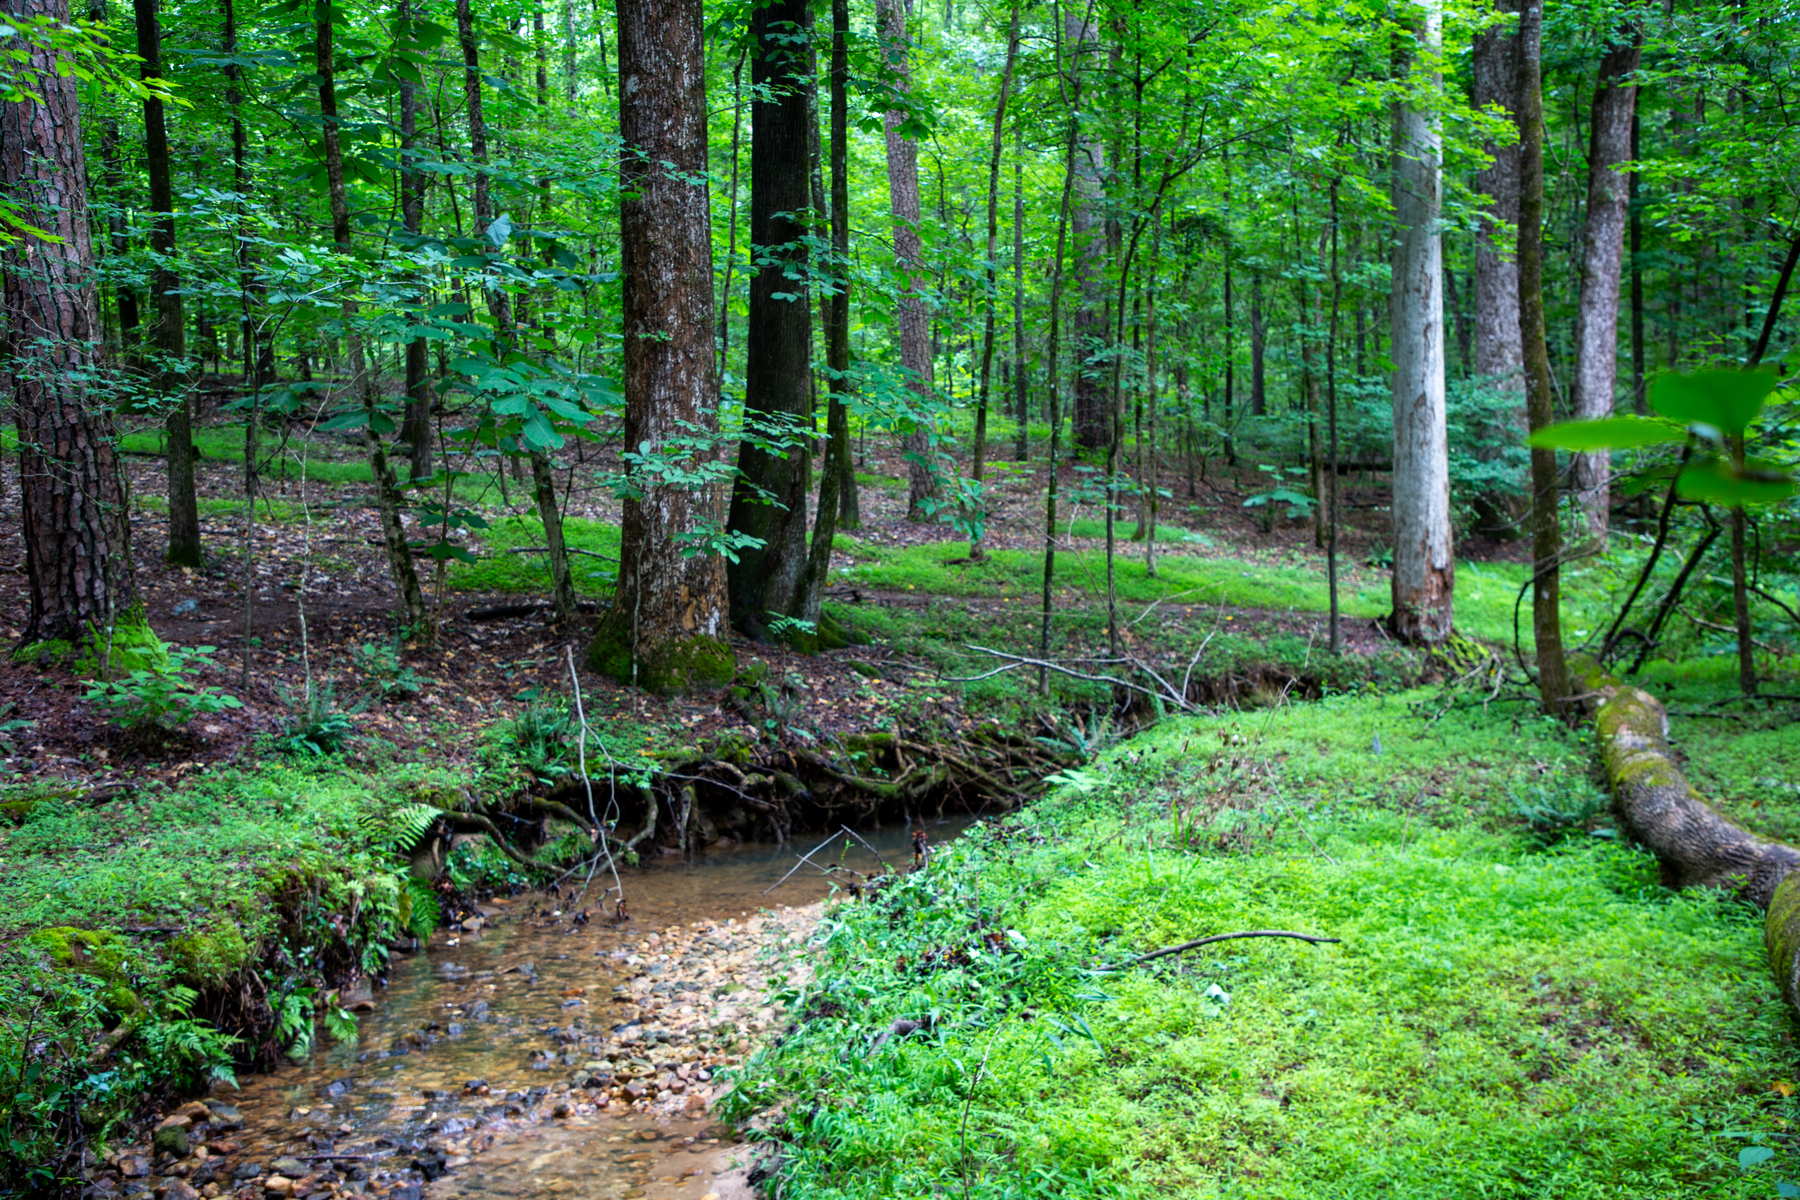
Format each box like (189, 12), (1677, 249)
(319, 0), (427, 634)
(398, 0), (433, 480)
(587, 0), (735, 693)
(1569, 33), (1642, 549)
(2, 0), (139, 647)
(1470, 0), (1526, 538)
(1068, 9), (1108, 454)
(134, 0), (200, 569)
(725, 0), (816, 638)
(1388, 2), (1455, 645)
(1518, 0), (1569, 711)
(875, 0), (937, 520)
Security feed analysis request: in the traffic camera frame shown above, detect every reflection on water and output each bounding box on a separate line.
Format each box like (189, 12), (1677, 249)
(222, 817), (970, 1200)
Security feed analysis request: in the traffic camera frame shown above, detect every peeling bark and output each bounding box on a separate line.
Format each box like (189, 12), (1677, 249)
(1388, 1), (1454, 645)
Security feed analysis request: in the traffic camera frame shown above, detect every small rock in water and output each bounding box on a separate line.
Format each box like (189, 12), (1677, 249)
(269, 1159), (308, 1178)
(411, 1151), (449, 1181)
(230, 1164), (261, 1183)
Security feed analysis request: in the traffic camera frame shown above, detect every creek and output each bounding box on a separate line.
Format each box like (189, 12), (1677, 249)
(176, 819), (967, 1200)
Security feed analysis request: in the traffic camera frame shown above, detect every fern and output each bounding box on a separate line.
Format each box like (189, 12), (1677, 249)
(362, 803), (443, 853)
(398, 878), (440, 940)
(274, 988), (315, 1061)
(322, 1000), (358, 1046)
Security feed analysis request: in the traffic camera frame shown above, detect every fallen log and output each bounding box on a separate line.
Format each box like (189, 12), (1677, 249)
(1582, 668), (1800, 1014)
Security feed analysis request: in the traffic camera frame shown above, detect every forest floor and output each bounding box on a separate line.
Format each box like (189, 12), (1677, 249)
(3, 400), (1799, 1198)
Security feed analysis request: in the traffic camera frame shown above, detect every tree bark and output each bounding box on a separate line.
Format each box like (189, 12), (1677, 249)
(2, 0), (139, 646)
(1569, 33), (1642, 548)
(1518, 0), (1569, 712)
(875, 0), (938, 519)
(1388, 1), (1455, 645)
(819, 0), (858, 535)
(725, 0), (816, 638)
(134, 0), (200, 569)
(1471, 0), (1526, 537)
(398, 0), (433, 480)
(1011, 114), (1028, 463)
(596, 0), (738, 701)
(1248, 273), (1267, 419)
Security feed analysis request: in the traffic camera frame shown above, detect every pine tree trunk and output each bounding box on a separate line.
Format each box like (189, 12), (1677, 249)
(1570, 33), (1642, 549)
(2, 0), (139, 646)
(1388, 0), (1455, 645)
(875, 0), (938, 520)
(725, 0), (816, 638)
(135, 0), (200, 568)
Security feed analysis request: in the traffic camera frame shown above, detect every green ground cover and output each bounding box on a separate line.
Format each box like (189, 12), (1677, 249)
(725, 689), (1800, 1199)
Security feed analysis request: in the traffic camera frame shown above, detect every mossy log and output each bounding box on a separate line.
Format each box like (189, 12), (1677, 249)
(1585, 675), (1800, 1015)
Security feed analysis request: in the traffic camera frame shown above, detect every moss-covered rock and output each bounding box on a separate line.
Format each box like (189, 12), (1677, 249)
(168, 920), (252, 989)
(587, 619), (735, 696)
(22, 927), (143, 1025)
(1766, 872), (1800, 1015)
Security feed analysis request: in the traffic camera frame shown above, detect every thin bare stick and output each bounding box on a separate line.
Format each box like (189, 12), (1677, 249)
(762, 832), (846, 896)
(839, 823), (891, 868)
(567, 646), (622, 909)
(1134, 930), (1341, 964)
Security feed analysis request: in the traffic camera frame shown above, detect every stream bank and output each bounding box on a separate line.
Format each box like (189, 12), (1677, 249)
(86, 821), (958, 1200)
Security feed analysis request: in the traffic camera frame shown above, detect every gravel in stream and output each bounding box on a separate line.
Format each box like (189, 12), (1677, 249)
(88, 904), (820, 1200)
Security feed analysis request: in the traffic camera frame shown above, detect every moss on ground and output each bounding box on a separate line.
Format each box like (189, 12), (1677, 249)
(726, 688), (1800, 1199)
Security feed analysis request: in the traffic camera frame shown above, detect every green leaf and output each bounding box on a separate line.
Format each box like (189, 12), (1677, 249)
(1675, 455), (1797, 506)
(1649, 367), (1777, 435)
(1739, 1145), (1776, 1170)
(1525, 416), (1682, 451)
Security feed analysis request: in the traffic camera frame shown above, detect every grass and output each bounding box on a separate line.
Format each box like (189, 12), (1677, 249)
(725, 689), (1799, 1199)
(445, 513), (622, 594)
(122, 422), (516, 504)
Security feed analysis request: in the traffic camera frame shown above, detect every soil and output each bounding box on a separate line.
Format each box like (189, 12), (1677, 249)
(0, 399), (1521, 791)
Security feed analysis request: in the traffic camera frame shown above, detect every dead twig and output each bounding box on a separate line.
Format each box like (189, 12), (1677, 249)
(1134, 930), (1341, 964)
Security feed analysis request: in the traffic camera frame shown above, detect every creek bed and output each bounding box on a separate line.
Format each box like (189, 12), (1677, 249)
(105, 819), (966, 1200)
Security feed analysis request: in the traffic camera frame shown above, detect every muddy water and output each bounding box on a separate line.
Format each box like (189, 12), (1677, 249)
(214, 820), (967, 1200)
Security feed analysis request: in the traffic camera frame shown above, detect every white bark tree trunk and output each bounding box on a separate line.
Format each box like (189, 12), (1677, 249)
(1389, 0), (1455, 644)
(1570, 35), (1642, 548)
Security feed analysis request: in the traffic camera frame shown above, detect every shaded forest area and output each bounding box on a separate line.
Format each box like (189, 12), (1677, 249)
(1, 0), (1800, 1195)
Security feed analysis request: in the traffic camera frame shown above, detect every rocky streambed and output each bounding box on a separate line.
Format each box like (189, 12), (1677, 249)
(81, 820), (956, 1200)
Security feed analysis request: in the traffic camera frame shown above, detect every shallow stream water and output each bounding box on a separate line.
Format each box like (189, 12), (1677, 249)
(204, 819), (968, 1200)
